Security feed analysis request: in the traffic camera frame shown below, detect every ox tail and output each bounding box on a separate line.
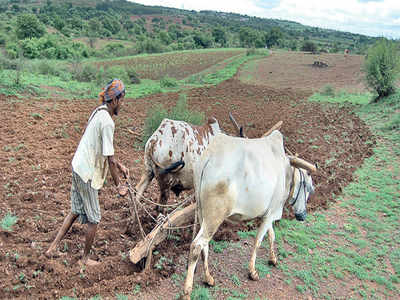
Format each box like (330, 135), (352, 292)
(158, 160), (185, 175)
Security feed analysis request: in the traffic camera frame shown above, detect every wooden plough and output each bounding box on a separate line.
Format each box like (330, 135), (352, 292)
(128, 118), (316, 269)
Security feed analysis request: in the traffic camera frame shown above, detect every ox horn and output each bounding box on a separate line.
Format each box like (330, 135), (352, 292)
(229, 112), (247, 138)
(288, 155), (318, 173)
(261, 120), (283, 137)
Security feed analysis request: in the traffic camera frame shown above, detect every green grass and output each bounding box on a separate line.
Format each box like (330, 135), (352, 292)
(0, 49), (260, 100)
(266, 90), (400, 298)
(1, 212), (18, 231)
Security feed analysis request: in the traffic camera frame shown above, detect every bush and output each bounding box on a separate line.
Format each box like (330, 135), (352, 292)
(320, 85), (335, 96)
(141, 94), (204, 145)
(364, 38), (400, 99)
(142, 104), (168, 145)
(160, 76), (178, 88)
(301, 41), (317, 53)
(72, 63), (97, 82)
(126, 66), (141, 84)
(104, 65), (130, 85)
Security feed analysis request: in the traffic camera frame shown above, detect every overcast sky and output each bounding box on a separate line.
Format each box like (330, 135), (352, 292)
(130, 0), (400, 39)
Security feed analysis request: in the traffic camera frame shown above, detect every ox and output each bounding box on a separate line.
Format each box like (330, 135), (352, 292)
(183, 131), (316, 299)
(135, 117), (221, 210)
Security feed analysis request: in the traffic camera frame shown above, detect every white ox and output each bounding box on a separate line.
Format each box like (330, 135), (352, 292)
(135, 117), (221, 209)
(183, 131), (316, 299)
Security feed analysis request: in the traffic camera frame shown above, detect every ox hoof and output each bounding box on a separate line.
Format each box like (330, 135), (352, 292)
(181, 293), (191, 300)
(248, 271), (259, 281)
(268, 259), (277, 266)
(204, 275), (215, 286)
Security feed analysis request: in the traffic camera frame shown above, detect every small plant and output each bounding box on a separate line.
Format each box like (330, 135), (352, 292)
(160, 75), (178, 88)
(191, 286), (212, 300)
(141, 94), (204, 145)
(115, 294), (128, 300)
(31, 112), (43, 120)
(231, 274), (241, 286)
(320, 85), (335, 97)
(133, 284), (141, 295)
(1, 212), (18, 231)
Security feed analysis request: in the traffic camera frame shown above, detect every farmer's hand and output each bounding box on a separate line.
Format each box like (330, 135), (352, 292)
(118, 163), (130, 179)
(117, 183), (128, 197)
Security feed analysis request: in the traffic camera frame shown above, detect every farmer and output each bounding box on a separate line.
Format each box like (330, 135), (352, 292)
(45, 78), (129, 267)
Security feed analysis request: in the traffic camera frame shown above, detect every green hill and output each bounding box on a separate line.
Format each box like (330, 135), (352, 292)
(0, 0), (379, 60)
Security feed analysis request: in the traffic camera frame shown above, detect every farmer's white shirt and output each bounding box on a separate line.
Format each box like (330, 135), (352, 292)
(72, 105), (114, 189)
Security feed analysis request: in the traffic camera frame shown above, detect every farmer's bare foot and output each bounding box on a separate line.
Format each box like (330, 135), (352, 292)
(86, 258), (100, 266)
(80, 258), (100, 268)
(44, 248), (66, 259)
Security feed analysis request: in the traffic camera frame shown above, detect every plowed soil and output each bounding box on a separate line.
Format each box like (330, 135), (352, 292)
(0, 52), (374, 299)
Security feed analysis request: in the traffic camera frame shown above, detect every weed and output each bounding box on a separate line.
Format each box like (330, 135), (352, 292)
(31, 112), (43, 120)
(133, 284), (141, 295)
(191, 285), (212, 300)
(155, 255), (172, 270)
(115, 294), (128, 300)
(231, 274), (241, 287)
(1, 212), (18, 231)
(160, 75), (178, 88)
(210, 239), (230, 253)
(88, 295), (101, 300)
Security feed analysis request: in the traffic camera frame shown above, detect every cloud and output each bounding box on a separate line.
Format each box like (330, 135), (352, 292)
(130, 0), (400, 38)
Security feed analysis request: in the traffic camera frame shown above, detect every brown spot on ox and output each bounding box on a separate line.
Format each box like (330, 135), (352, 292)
(169, 150), (173, 158)
(171, 126), (177, 137)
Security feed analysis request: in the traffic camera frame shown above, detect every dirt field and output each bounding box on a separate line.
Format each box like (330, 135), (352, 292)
(0, 52), (375, 299)
(239, 51), (368, 93)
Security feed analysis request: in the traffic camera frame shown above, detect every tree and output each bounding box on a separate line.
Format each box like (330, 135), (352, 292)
(212, 26), (227, 46)
(265, 27), (283, 48)
(301, 40), (317, 53)
(16, 14), (46, 40)
(364, 38), (400, 100)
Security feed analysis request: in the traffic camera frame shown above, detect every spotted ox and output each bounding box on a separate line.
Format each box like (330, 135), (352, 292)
(182, 132), (316, 299)
(135, 117), (221, 209)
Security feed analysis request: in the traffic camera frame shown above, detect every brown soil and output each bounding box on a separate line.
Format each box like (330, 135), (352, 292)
(0, 52), (375, 299)
(239, 51), (368, 93)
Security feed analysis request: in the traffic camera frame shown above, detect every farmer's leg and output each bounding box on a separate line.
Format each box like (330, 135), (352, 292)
(45, 212), (78, 257)
(78, 175), (101, 266)
(81, 222), (99, 266)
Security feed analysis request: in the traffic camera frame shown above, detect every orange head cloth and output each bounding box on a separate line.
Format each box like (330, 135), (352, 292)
(98, 78), (125, 104)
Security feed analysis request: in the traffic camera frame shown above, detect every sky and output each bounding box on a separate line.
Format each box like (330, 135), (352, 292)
(130, 0), (400, 39)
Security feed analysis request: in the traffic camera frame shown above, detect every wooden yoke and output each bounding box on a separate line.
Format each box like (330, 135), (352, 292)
(261, 121), (283, 137)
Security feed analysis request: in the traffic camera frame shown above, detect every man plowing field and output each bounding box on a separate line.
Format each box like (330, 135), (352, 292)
(45, 79), (129, 268)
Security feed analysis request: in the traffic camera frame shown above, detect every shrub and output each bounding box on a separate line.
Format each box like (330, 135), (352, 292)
(364, 38), (400, 100)
(141, 94), (204, 145)
(142, 104), (168, 145)
(71, 63), (97, 82)
(301, 41), (317, 53)
(320, 85), (335, 96)
(126, 66), (141, 84)
(160, 75), (178, 88)
(1, 212), (18, 231)
(103, 65), (130, 85)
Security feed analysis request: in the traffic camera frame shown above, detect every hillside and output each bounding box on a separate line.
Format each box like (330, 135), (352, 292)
(0, 0), (379, 60)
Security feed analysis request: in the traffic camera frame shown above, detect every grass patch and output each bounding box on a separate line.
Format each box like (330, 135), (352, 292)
(141, 93), (204, 146)
(1, 212), (18, 231)
(270, 90), (400, 298)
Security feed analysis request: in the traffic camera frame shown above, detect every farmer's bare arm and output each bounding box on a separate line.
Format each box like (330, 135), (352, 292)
(108, 156), (121, 187)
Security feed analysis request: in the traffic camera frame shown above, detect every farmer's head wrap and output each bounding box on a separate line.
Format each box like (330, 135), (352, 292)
(98, 79), (125, 104)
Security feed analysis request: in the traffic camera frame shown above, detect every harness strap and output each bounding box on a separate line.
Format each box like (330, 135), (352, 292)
(287, 168), (296, 203)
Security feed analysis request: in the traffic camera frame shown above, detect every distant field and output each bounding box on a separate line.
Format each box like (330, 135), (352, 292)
(94, 48), (246, 80)
(238, 51), (368, 93)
